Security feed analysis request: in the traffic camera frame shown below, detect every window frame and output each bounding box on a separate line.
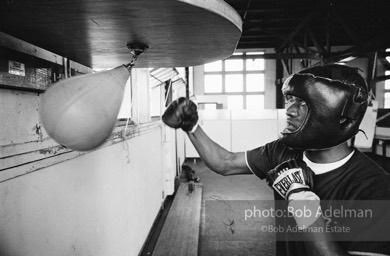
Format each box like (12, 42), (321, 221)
(203, 52), (265, 110)
(385, 70), (390, 108)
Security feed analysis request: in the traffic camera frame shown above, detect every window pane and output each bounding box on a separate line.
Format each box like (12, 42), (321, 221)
(246, 52), (264, 55)
(385, 92), (390, 108)
(204, 74), (222, 93)
(246, 95), (264, 110)
(386, 71), (390, 90)
(225, 59), (243, 71)
(204, 60), (222, 71)
(246, 58), (265, 70)
(225, 74), (243, 92)
(246, 74), (264, 92)
(227, 95), (243, 110)
(386, 80), (390, 90)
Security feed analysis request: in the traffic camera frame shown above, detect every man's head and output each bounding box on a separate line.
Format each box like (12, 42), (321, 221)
(280, 64), (369, 150)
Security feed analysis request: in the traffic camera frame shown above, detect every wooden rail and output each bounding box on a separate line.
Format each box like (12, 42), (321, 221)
(153, 182), (202, 256)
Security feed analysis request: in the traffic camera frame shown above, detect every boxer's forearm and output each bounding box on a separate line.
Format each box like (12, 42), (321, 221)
(288, 193), (348, 255)
(301, 217), (348, 256)
(187, 126), (251, 176)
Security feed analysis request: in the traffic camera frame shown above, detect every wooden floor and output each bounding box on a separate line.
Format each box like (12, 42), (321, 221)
(148, 153), (390, 256)
(186, 159), (276, 256)
(148, 159), (275, 256)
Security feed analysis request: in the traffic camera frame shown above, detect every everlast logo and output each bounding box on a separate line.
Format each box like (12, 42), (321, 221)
(272, 168), (305, 198)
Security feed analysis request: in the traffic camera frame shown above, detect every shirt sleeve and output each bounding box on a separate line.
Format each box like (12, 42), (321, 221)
(245, 140), (302, 180)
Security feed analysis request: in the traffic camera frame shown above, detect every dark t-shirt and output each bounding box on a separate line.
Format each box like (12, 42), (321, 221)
(246, 139), (390, 256)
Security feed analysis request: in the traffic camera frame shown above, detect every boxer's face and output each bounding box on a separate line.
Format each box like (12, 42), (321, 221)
(283, 95), (308, 133)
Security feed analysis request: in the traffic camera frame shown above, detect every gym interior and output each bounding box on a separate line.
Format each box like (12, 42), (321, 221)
(0, 1), (390, 255)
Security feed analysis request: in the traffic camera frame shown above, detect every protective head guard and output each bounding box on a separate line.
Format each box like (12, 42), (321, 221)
(280, 64), (368, 150)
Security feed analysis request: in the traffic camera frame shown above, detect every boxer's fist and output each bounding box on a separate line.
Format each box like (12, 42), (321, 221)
(266, 159), (314, 200)
(162, 97), (199, 132)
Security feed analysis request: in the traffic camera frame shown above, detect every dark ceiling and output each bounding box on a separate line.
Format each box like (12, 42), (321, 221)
(1, 0), (390, 72)
(225, 0), (390, 69)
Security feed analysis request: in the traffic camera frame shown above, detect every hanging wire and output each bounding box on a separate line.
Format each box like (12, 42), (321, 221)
(121, 43), (148, 163)
(122, 101), (132, 163)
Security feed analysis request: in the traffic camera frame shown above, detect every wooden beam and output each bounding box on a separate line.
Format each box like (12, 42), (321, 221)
(326, 1), (331, 53)
(333, 10), (360, 46)
(0, 31), (64, 65)
(227, 53), (320, 60)
(305, 26), (326, 54)
(250, 26), (319, 54)
(379, 56), (390, 71)
(375, 75), (390, 82)
(367, 51), (378, 94)
(323, 33), (390, 63)
(235, 8), (284, 14)
(275, 59), (285, 108)
(242, 0), (252, 22)
(276, 0), (328, 52)
(0, 31), (93, 73)
(0, 38), (92, 92)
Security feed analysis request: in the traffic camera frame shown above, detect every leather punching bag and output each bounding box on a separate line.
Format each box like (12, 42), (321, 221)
(39, 65), (130, 151)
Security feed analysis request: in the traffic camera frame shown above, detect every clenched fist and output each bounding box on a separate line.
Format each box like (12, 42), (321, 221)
(162, 97), (199, 132)
(266, 159), (314, 200)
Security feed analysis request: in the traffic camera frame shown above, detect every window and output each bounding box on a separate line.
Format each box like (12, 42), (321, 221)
(204, 52), (265, 110)
(204, 74), (222, 93)
(227, 95), (243, 110)
(385, 70), (390, 108)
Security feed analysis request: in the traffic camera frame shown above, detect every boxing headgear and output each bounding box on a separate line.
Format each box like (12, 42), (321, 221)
(280, 64), (368, 150)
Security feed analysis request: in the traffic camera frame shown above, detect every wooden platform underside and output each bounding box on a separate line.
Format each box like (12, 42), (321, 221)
(0, 0), (242, 69)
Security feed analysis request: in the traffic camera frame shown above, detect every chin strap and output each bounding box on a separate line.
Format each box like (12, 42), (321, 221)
(358, 129), (368, 140)
(341, 87), (365, 121)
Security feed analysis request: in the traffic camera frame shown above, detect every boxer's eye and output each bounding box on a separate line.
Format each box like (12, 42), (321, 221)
(296, 99), (306, 106)
(285, 95), (306, 107)
(285, 95), (294, 105)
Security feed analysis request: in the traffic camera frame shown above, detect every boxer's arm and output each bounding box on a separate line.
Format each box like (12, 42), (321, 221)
(268, 160), (348, 255)
(162, 97), (251, 176)
(301, 216), (348, 256)
(187, 125), (252, 176)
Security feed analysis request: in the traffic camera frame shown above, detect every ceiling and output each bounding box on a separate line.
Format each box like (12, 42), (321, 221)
(225, 0), (390, 70)
(1, 0), (390, 73)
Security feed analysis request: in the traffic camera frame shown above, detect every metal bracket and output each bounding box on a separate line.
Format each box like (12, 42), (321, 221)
(124, 43), (149, 70)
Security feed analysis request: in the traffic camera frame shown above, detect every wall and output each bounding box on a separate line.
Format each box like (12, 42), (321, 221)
(0, 125), (173, 256)
(0, 40), (177, 255)
(186, 109), (286, 157)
